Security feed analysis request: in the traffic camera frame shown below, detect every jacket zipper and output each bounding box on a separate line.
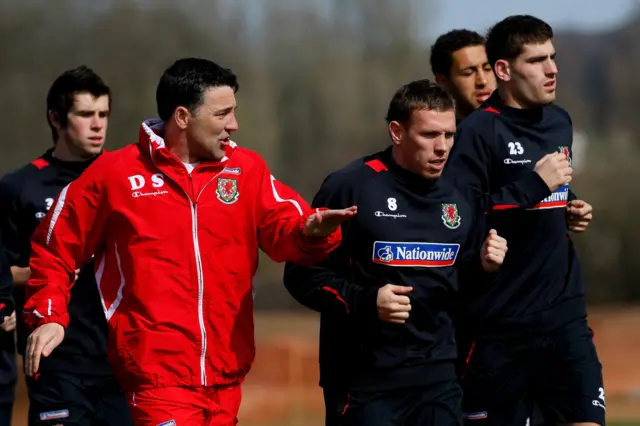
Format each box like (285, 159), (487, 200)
(149, 156), (222, 387)
(189, 199), (207, 386)
(192, 176), (219, 387)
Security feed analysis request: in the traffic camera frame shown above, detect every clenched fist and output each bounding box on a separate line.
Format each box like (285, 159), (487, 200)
(566, 200), (593, 232)
(377, 284), (413, 324)
(1, 311), (16, 332)
(480, 229), (508, 272)
(535, 152), (572, 192)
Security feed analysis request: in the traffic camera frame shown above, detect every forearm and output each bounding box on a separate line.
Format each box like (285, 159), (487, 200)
(11, 266), (30, 287)
(487, 171), (551, 211)
(262, 215), (342, 265)
(283, 261), (378, 319)
(23, 243), (74, 330)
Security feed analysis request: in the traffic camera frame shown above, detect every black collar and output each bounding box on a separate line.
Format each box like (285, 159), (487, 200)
(484, 91), (546, 123)
(379, 146), (439, 194)
(42, 148), (101, 173)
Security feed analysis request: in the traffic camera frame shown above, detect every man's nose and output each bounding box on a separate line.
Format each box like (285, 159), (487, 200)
(476, 70), (488, 87)
(226, 114), (239, 132)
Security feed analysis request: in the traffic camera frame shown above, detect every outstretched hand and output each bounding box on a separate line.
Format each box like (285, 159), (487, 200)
(304, 206), (358, 237)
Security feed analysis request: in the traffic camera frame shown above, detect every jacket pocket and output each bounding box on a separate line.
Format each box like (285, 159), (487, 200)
(122, 326), (197, 386)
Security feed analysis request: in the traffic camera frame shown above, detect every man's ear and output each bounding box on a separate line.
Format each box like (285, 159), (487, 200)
(174, 106), (191, 130)
(494, 59), (511, 82)
(389, 121), (403, 146)
(434, 73), (448, 86)
(48, 110), (61, 129)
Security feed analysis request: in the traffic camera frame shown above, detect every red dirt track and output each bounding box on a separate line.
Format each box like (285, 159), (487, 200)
(10, 309), (640, 425)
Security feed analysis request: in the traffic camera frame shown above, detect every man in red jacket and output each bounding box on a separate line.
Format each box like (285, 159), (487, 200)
(22, 57), (357, 426)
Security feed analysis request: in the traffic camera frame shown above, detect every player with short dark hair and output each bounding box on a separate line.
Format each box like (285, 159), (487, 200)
(283, 79), (508, 426)
(430, 26), (497, 374)
(430, 29), (496, 121)
(45, 66), (111, 146)
(445, 15), (602, 426)
(0, 65), (133, 426)
(22, 57), (355, 426)
(431, 28), (547, 426)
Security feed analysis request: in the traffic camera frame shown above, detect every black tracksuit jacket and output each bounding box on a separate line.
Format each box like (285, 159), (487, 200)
(284, 147), (488, 391)
(445, 91), (586, 339)
(0, 149), (113, 376)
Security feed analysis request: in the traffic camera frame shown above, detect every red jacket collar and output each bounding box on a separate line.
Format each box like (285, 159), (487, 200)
(137, 119), (237, 165)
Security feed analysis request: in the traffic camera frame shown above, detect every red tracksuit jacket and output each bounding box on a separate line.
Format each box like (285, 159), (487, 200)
(23, 119), (342, 392)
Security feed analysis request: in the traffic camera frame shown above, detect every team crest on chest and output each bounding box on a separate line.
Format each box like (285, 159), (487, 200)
(441, 203), (461, 229)
(216, 177), (239, 204)
(558, 145), (572, 167)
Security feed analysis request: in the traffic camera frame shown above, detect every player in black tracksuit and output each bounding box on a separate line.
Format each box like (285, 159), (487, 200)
(429, 29), (548, 426)
(0, 249), (16, 426)
(444, 15), (604, 426)
(283, 80), (508, 426)
(0, 66), (133, 426)
(0, 149), (133, 426)
(429, 27), (499, 378)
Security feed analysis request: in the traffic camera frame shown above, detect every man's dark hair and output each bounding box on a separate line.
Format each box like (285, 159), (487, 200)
(385, 79), (455, 124)
(485, 15), (554, 67)
(46, 65), (111, 143)
(430, 29), (486, 76)
(156, 58), (239, 122)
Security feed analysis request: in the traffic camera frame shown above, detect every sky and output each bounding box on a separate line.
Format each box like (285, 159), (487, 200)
(425, 0), (639, 38)
(219, 0), (639, 43)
